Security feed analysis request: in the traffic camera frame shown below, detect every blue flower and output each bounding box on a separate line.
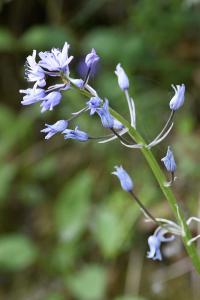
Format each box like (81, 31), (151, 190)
(161, 146), (176, 172)
(169, 84), (185, 111)
(25, 50), (46, 87)
(39, 42), (73, 73)
(97, 99), (114, 128)
(77, 59), (99, 78)
(40, 91), (62, 113)
(86, 96), (102, 115)
(62, 126), (88, 142)
(114, 63), (129, 91)
(20, 88), (45, 105)
(147, 227), (175, 261)
(85, 48), (100, 69)
(41, 120), (68, 140)
(112, 165), (133, 192)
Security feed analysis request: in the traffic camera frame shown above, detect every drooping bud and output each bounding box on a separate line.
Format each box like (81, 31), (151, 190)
(112, 165), (133, 192)
(114, 63), (129, 91)
(169, 84), (185, 111)
(161, 146), (176, 173)
(85, 48), (100, 69)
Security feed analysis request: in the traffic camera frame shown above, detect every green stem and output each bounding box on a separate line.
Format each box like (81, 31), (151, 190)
(110, 108), (200, 274)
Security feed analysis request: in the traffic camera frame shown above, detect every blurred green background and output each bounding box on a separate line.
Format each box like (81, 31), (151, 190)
(0, 0), (200, 299)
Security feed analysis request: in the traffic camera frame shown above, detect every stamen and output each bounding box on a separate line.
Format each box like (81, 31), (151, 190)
(110, 127), (133, 145)
(84, 84), (98, 97)
(187, 217), (200, 225)
(98, 128), (128, 144)
(147, 122), (174, 148)
(176, 204), (185, 236)
(68, 107), (88, 122)
(120, 140), (143, 149)
(89, 133), (115, 140)
(188, 235), (200, 246)
(155, 218), (182, 235)
(152, 110), (175, 142)
(124, 89), (136, 128)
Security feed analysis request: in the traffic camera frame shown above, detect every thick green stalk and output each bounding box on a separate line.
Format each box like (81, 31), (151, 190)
(110, 108), (200, 274)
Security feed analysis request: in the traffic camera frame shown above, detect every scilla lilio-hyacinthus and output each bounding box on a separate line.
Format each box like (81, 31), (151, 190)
(20, 42), (200, 271)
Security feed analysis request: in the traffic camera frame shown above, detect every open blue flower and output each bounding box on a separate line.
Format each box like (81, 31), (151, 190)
(86, 96), (102, 115)
(62, 126), (88, 142)
(25, 50), (46, 87)
(41, 120), (68, 140)
(40, 91), (62, 113)
(97, 99), (114, 128)
(39, 42), (73, 74)
(20, 88), (45, 105)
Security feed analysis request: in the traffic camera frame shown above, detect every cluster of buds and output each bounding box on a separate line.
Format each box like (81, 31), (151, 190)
(20, 41), (200, 262)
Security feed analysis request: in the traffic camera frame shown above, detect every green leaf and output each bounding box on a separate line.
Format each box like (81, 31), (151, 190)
(82, 28), (124, 62)
(54, 171), (93, 241)
(0, 110), (37, 160)
(20, 26), (74, 50)
(0, 234), (38, 271)
(50, 242), (80, 273)
(0, 162), (17, 203)
(0, 27), (15, 51)
(66, 264), (107, 300)
(18, 183), (46, 205)
(44, 292), (65, 300)
(30, 155), (57, 180)
(115, 296), (147, 300)
(0, 105), (15, 132)
(92, 191), (139, 258)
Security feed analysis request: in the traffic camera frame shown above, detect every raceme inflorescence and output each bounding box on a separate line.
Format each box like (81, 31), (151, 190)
(20, 42), (200, 267)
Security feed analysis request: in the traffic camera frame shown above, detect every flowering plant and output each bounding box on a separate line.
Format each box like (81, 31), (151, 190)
(20, 42), (200, 271)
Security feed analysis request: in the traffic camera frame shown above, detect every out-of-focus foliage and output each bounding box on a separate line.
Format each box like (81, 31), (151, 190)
(0, 0), (200, 299)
